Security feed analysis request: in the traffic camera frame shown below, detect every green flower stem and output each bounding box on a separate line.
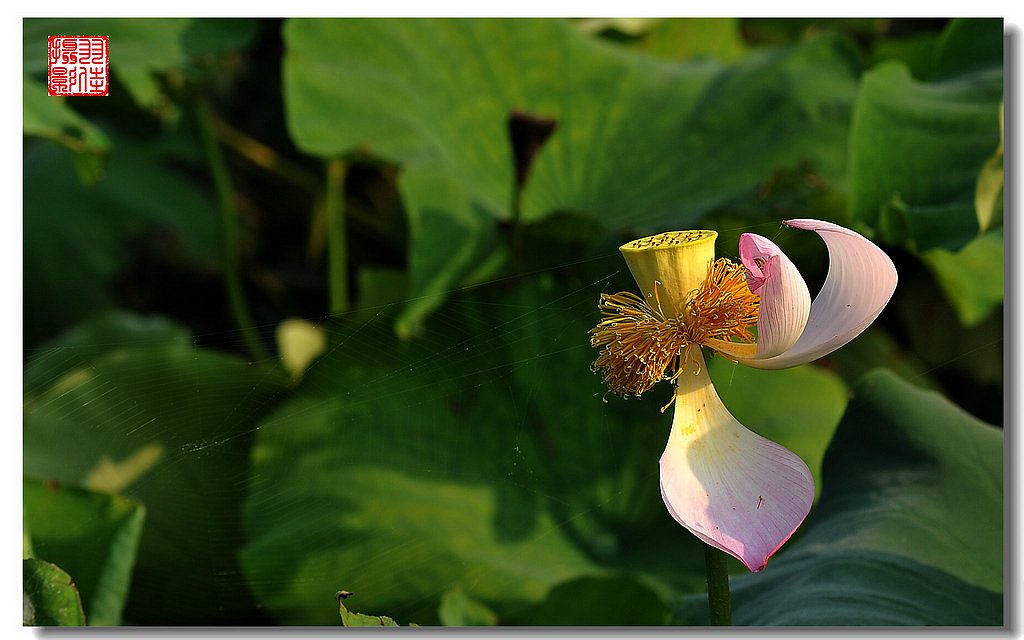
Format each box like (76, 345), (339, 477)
(705, 544), (733, 625)
(324, 159), (349, 315)
(194, 98), (268, 362)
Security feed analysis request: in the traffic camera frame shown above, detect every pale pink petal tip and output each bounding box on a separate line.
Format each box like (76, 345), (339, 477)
(660, 438), (813, 571)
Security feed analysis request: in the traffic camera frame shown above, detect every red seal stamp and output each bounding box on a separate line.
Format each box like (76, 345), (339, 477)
(47, 36), (109, 96)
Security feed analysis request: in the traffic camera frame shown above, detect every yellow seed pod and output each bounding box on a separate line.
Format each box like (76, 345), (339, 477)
(619, 230), (717, 318)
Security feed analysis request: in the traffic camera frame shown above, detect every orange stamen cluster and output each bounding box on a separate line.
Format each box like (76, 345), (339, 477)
(590, 258), (760, 399)
(590, 289), (688, 398)
(682, 258), (760, 345)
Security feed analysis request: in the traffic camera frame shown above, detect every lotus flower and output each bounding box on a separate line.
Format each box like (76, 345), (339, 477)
(590, 219), (897, 571)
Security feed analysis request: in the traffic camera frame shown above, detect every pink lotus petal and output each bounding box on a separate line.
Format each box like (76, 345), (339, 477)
(738, 219), (898, 370)
(738, 233), (773, 293)
(739, 233), (811, 358)
(660, 346), (814, 572)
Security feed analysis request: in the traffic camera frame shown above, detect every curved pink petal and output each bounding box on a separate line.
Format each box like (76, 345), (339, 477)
(659, 346), (814, 572)
(739, 233), (811, 358)
(738, 219), (898, 370)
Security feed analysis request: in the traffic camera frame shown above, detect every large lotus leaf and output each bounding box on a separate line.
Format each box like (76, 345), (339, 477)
(675, 549), (1001, 626)
(283, 19), (860, 332)
(523, 31), (857, 222)
(23, 559), (87, 626)
(24, 18), (259, 109)
(674, 369), (1002, 625)
(240, 276), (851, 625)
(848, 18), (1002, 248)
(24, 137), (221, 346)
(23, 478), (145, 626)
(23, 313), (289, 624)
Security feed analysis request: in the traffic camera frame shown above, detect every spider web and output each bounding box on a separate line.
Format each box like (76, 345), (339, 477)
(20, 222), (1003, 626)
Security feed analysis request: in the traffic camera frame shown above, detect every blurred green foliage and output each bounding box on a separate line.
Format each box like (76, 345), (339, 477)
(23, 18), (1002, 626)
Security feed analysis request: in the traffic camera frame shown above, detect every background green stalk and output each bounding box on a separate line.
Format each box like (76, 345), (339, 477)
(324, 159), (349, 315)
(194, 98), (268, 362)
